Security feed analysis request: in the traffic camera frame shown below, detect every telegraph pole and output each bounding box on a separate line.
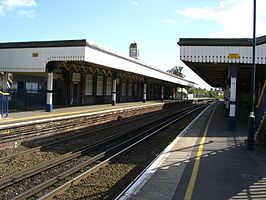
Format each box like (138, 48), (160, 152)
(247, 0), (256, 150)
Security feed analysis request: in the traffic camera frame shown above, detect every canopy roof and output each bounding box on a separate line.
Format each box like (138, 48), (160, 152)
(178, 36), (266, 87)
(0, 39), (194, 87)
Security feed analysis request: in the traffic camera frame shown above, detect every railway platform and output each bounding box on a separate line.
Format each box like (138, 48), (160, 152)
(0, 100), (193, 129)
(119, 101), (266, 200)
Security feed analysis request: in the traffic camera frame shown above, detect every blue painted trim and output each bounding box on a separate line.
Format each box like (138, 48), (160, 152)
(228, 116), (236, 131)
(230, 101), (236, 105)
(230, 64), (238, 77)
(46, 104), (53, 112)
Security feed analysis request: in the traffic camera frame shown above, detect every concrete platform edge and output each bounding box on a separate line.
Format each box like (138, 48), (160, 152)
(0, 102), (165, 130)
(116, 103), (214, 200)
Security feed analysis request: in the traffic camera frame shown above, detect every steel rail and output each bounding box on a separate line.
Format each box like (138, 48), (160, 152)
(0, 109), (168, 143)
(0, 120), (157, 190)
(0, 106), (196, 191)
(37, 104), (206, 200)
(0, 108), (171, 163)
(115, 102), (216, 200)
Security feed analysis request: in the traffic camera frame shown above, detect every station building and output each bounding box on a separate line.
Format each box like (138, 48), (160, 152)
(178, 36), (266, 139)
(0, 39), (194, 112)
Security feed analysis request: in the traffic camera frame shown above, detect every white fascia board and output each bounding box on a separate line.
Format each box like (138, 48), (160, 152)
(179, 45), (266, 64)
(0, 44), (192, 87)
(0, 46), (85, 72)
(85, 46), (192, 86)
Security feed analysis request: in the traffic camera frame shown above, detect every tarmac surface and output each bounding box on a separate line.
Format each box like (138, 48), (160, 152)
(120, 102), (266, 200)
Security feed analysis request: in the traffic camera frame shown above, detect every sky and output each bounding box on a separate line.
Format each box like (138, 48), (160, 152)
(1, 0), (266, 89)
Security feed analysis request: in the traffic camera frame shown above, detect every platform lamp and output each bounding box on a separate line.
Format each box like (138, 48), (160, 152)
(247, 0), (256, 151)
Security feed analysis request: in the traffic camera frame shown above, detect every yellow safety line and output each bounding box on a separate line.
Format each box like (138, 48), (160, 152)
(0, 106), (116, 124)
(0, 91), (9, 96)
(184, 105), (216, 200)
(0, 102), (160, 124)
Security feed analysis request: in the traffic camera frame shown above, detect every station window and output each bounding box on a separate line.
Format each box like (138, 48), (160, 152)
(26, 82), (38, 94)
(134, 83), (138, 96)
(128, 83), (132, 96)
(85, 74), (93, 95)
(96, 76), (103, 96)
(106, 77), (112, 96)
(122, 81), (127, 96)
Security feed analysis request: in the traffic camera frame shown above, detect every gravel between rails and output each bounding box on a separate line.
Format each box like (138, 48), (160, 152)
(0, 155), (93, 199)
(54, 110), (201, 200)
(0, 108), (180, 179)
(0, 109), (179, 199)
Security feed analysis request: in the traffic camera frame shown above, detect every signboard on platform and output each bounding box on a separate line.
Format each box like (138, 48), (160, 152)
(228, 54), (240, 59)
(32, 52), (39, 58)
(72, 73), (81, 82)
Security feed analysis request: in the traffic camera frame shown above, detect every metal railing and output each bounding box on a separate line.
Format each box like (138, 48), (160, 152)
(0, 91), (9, 118)
(255, 80), (266, 132)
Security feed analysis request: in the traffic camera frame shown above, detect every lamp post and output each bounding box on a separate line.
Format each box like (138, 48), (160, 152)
(247, 0), (256, 150)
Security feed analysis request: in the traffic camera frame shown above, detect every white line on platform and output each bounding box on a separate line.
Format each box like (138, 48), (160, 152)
(116, 103), (213, 200)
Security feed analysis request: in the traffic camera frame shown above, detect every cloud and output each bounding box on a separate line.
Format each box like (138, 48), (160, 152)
(161, 18), (177, 25)
(0, 0), (37, 17)
(17, 9), (34, 18)
(131, 1), (138, 7)
(0, 5), (3, 15)
(177, 0), (266, 38)
(3, 0), (37, 8)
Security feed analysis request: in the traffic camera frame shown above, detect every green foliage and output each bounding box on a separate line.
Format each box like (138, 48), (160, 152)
(167, 66), (185, 78)
(188, 87), (221, 98)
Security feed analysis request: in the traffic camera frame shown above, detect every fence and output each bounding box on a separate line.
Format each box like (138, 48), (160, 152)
(8, 89), (63, 111)
(255, 80), (266, 132)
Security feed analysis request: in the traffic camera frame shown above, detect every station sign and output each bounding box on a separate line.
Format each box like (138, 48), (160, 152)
(32, 52), (39, 58)
(228, 54), (240, 59)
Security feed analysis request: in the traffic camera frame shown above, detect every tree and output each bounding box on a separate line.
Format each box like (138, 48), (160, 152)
(188, 87), (219, 98)
(167, 66), (185, 78)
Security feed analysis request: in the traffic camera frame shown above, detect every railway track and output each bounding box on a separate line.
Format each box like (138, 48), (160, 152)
(0, 108), (181, 180)
(0, 105), (196, 164)
(0, 103), (207, 199)
(0, 107), (174, 158)
(0, 108), (169, 145)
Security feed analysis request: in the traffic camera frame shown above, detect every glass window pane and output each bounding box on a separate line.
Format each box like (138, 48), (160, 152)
(106, 77), (112, 95)
(122, 81), (127, 96)
(97, 76), (103, 96)
(85, 74), (93, 95)
(26, 82), (38, 94)
(128, 83), (132, 96)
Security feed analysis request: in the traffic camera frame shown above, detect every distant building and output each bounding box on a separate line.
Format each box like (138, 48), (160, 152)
(215, 88), (224, 96)
(129, 41), (139, 59)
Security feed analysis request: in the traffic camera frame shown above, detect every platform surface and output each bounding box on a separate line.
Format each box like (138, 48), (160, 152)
(0, 100), (169, 128)
(122, 102), (266, 200)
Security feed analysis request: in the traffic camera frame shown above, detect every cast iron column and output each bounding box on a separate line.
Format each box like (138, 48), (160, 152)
(228, 65), (237, 131)
(46, 71), (53, 112)
(112, 78), (117, 106)
(143, 83), (147, 103)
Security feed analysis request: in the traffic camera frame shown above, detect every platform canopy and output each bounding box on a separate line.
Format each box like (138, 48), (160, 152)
(178, 36), (266, 87)
(0, 39), (194, 87)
